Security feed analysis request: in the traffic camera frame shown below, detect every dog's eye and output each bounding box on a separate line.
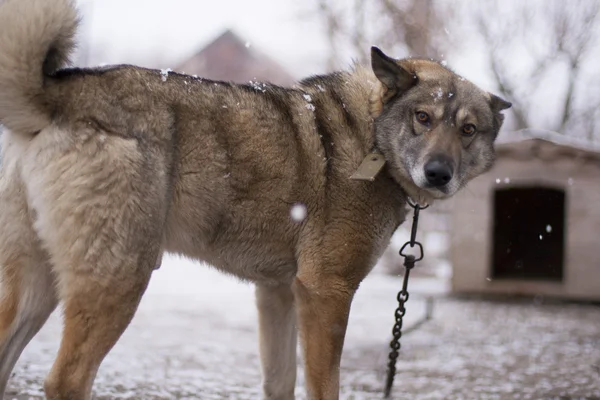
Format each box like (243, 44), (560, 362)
(416, 111), (430, 125)
(462, 124), (476, 136)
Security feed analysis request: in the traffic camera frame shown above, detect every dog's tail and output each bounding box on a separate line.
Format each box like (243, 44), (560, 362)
(0, 0), (78, 134)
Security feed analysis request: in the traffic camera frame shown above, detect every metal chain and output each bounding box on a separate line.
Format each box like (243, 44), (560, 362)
(384, 199), (428, 398)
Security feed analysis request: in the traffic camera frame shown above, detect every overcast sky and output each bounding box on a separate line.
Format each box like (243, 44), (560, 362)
(75, 0), (332, 78)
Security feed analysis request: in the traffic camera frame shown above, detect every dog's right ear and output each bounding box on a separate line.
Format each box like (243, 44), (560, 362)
(371, 46), (415, 101)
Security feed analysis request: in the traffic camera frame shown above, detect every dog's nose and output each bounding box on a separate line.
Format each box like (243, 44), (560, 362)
(424, 156), (454, 187)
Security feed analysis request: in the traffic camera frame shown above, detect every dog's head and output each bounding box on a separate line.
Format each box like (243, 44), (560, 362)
(370, 47), (511, 204)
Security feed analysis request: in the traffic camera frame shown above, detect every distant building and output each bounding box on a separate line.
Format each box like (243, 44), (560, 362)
(451, 129), (600, 301)
(175, 29), (295, 86)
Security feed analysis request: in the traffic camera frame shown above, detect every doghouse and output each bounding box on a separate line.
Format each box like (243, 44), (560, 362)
(450, 129), (600, 301)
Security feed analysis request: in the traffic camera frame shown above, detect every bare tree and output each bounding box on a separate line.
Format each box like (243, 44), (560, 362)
(313, 0), (452, 69)
(470, 0), (600, 137)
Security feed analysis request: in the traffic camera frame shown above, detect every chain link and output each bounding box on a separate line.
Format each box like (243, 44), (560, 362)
(384, 201), (427, 398)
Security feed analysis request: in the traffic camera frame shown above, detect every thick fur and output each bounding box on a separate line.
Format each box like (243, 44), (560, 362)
(0, 0), (510, 399)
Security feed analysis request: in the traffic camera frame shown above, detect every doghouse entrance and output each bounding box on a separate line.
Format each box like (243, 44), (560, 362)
(491, 187), (565, 281)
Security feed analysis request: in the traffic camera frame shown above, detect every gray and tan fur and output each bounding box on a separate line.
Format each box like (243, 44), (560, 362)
(0, 0), (511, 399)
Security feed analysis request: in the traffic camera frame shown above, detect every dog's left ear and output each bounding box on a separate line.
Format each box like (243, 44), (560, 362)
(371, 47), (415, 101)
(489, 93), (512, 112)
(489, 93), (512, 130)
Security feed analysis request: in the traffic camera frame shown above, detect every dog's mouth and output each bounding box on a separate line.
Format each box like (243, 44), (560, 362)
(425, 185), (451, 196)
(396, 175), (448, 206)
(425, 185), (454, 199)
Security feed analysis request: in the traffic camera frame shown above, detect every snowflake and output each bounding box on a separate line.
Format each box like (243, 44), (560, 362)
(290, 203), (308, 222)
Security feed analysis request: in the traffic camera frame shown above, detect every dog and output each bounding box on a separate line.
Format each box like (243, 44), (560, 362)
(0, 0), (511, 398)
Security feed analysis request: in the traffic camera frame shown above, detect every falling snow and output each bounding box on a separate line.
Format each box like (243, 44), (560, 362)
(290, 203), (307, 222)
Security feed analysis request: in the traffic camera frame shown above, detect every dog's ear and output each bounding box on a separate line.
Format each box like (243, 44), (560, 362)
(371, 46), (415, 100)
(489, 93), (512, 112)
(489, 93), (512, 131)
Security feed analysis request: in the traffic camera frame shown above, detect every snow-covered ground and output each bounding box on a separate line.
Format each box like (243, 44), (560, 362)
(5, 255), (600, 399)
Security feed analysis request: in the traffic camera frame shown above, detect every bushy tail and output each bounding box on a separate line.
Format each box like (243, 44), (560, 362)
(0, 0), (78, 134)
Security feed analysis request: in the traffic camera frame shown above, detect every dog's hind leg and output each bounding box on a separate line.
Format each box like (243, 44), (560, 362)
(43, 261), (154, 399)
(256, 283), (297, 400)
(0, 174), (58, 397)
(41, 217), (160, 399)
(27, 132), (169, 399)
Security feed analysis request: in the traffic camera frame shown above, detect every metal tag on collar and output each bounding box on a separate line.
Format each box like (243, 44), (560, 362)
(350, 153), (386, 181)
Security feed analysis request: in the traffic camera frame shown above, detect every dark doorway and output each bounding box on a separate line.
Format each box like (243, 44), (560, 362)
(491, 187), (565, 281)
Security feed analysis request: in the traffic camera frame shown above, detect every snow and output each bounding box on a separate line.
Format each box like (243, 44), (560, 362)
(431, 88), (444, 101)
(160, 68), (172, 82)
(5, 255), (600, 399)
(290, 203), (307, 222)
(248, 80), (268, 93)
(302, 94), (315, 111)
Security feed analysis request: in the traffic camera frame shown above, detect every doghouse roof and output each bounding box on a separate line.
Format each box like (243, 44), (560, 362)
(495, 129), (600, 164)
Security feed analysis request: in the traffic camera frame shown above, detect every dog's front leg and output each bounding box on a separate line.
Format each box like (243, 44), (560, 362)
(293, 273), (355, 400)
